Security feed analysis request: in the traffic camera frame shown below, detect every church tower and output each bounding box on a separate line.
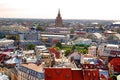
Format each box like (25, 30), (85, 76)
(55, 9), (63, 27)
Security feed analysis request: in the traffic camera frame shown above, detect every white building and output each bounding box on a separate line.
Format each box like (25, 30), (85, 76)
(19, 31), (42, 48)
(68, 51), (80, 60)
(88, 46), (97, 56)
(105, 44), (119, 51)
(40, 34), (70, 44)
(74, 38), (92, 45)
(46, 27), (71, 34)
(98, 44), (119, 56)
(0, 38), (14, 51)
(87, 32), (102, 43)
(0, 72), (9, 80)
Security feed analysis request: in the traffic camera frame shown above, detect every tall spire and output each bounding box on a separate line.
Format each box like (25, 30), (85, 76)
(55, 9), (63, 27)
(58, 9), (61, 17)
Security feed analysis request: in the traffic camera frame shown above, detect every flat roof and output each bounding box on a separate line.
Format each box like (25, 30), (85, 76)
(41, 34), (66, 38)
(40, 53), (50, 55)
(23, 50), (34, 54)
(36, 45), (46, 48)
(106, 44), (119, 48)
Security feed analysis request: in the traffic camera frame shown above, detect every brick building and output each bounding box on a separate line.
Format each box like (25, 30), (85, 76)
(55, 9), (63, 27)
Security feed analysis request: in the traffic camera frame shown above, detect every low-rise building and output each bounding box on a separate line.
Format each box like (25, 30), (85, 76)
(98, 44), (119, 56)
(11, 70), (18, 80)
(45, 68), (104, 80)
(73, 38), (92, 45)
(87, 32), (102, 43)
(38, 53), (55, 67)
(88, 46), (97, 56)
(40, 33), (70, 45)
(46, 27), (71, 34)
(18, 31), (43, 49)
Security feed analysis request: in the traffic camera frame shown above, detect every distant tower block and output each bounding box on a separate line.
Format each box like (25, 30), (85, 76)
(55, 9), (63, 27)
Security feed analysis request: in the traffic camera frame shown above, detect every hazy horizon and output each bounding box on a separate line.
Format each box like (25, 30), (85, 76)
(1, 0), (120, 20)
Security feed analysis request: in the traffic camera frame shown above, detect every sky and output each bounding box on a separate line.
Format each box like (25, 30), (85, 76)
(0, 0), (120, 20)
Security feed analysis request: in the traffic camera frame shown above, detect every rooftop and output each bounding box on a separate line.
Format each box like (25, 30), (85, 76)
(113, 22), (120, 24)
(23, 50), (34, 54)
(41, 34), (66, 38)
(106, 44), (119, 48)
(21, 63), (44, 72)
(93, 32), (102, 39)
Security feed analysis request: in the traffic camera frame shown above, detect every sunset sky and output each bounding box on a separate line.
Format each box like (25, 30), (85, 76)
(0, 0), (120, 20)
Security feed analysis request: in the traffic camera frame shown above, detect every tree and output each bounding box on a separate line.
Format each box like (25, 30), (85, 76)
(79, 49), (88, 54)
(110, 75), (117, 80)
(26, 44), (36, 50)
(0, 33), (5, 38)
(70, 28), (75, 33)
(36, 26), (44, 31)
(83, 49), (88, 54)
(36, 24), (45, 31)
(72, 45), (76, 51)
(55, 42), (62, 49)
(64, 48), (72, 56)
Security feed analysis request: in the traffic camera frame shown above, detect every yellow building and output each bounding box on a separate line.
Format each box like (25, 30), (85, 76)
(11, 71), (18, 80)
(0, 67), (3, 72)
(6, 34), (19, 41)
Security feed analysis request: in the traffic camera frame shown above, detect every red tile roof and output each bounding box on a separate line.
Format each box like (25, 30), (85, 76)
(109, 57), (120, 72)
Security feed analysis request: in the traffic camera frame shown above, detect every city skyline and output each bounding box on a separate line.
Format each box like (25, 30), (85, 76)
(0, 0), (120, 20)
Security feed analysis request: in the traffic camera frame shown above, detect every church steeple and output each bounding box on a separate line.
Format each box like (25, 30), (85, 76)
(58, 9), (61, 17)
(55, 9), (63, 27)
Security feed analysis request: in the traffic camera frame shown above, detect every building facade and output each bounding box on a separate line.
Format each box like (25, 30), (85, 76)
(88, 46), (97, 56)
(18, 63), (44, 80)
